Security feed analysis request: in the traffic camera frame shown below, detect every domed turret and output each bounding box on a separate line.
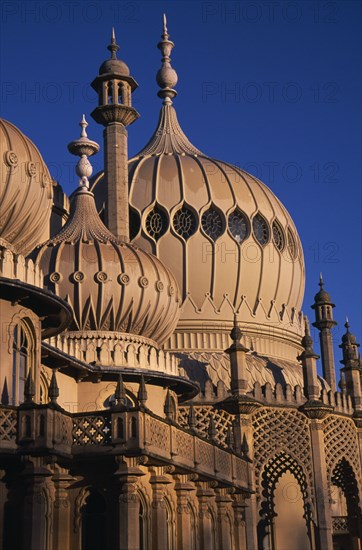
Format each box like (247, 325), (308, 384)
(34, 117), (181, 347)
(0, 119), (53, 255)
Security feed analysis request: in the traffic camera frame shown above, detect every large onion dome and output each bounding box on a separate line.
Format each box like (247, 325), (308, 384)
(0, 118), (53, 255)
(92, 21), (305, 363)
(34, 117), (180, 346)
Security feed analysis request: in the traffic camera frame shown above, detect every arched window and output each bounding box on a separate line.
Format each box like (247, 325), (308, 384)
(138, 492), (148, 550)
(12, 321), (34, 405)
(81, 489), (106, 550)
(164, 498), (174, 550)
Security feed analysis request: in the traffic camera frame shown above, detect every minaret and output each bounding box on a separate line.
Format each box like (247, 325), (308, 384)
(298, 316), (320, 401)
(226, 314), (249, 396)
(339, 319), (362, 413)
(312, 274), (337, 392)
(91, 29), (139, 241)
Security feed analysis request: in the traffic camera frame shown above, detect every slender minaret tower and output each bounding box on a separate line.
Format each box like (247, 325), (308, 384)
(91, 29), (139, 241)
(339, 319), (362, 413)
(312, 274), (337, 392)
(298, 316), (321, 401)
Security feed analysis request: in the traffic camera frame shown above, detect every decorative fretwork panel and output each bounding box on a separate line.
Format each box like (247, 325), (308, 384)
(332, 516), (349, 534)
(73, 414), (111, 446)
(178, 405), (233, 447)
(148, 417), (170, 452)
(323, 416), (362, 490)
(0, 408), (17, 441)
(252, 408), (314, 501)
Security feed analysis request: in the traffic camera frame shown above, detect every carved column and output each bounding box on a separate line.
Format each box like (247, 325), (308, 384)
(309, 420), (333, 550)
(150, 466), (173, 550)
(0, 469), (7, 547)
(51, 464), (74, 550)
(174, 474), (196, 550)
(115, 457), (145, 550)
(215, 487), (233, 549)
(20, 457), (53, 550)
(231, 492), (247, 550)
(239, 415), (258, 550)
(196, 481), (217, 550)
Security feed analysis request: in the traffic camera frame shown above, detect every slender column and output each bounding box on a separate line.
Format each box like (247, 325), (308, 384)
(52, 465), (74, 550)
(21, 457), (53, 550)
(319, 328), (337, 392)
(239, 416), (258, 550)
(0, 469), (7, 547)
(309, 421), (333, 550)
(150, 467), (172, 550)
(174, 475), (196, 550)
(103, 123), (129, 240)
(215, 488), (233, 549)
(196, 481), (217, 550)
(231, 493), (247, 550)
(115, 457), (145, 550)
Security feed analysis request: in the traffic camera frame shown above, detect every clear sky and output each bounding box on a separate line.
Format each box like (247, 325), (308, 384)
(1, 0), (361, 373)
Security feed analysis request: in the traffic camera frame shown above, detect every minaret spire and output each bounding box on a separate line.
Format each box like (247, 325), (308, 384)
(312, 274), (337, 392)
(108, 27), (120, 59)
(156, 13), (178, 104)
(91, 30), (139, 241)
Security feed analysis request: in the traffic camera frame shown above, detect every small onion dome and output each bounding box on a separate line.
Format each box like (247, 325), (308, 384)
(314, 273), (332, 304)
(33, 116), (180, 345)
(99, 28), (130, 76)
(0, 118), (53, 255)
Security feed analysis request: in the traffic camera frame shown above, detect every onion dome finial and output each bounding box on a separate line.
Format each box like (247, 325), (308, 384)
(67, 115), (100, 189)
(156, 14), (178, 104)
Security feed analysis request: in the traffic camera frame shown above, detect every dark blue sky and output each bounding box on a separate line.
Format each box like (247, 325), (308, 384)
(1, 0), (361, 370)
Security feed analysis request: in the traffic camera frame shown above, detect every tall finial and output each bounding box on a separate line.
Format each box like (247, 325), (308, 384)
(345, 316), (350, 329)
(108, 27), (120, 59)
(68, 115), (99, 189)
(319, 272), (324, 289)
(156, 14), (178, 104)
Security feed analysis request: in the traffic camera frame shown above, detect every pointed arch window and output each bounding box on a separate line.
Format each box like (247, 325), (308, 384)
(252, 213), (270, 246)
(12, 321), (34, 405)
(138, 492), (148, 550)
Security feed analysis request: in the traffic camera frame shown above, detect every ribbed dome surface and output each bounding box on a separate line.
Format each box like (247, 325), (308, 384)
(92, 103), (305, 357)
(34, 187), (181, 344)
(0, 118), (53, 255)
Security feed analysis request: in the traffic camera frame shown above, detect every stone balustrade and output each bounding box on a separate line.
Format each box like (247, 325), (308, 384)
(0, 249), (43, 288)
(49, 332), (183, 376)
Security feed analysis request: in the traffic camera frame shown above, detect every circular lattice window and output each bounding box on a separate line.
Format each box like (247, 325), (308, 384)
(253, 213), (270, 245)
(201, 206), (224, 241)
(145, 205), (168, 240)
(173, 206), (197, 240)
(228, 208), (249, 243)
(272, 220), (285, 251)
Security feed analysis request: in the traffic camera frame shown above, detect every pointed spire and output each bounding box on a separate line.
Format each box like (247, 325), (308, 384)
(156, 14), (178, 104)
(137, 375), (148, 407)
(188, 404), (196, 431)
(108, 27), (120, 59)
(24, 370), (35, 403)
(208, 416), (217, 441)
(241, 433), (250, 457)
(319, 272), (324, 289)
(164, 389), (175, 422)
(114, 373), (127, 409)
(301, 315), (317, 357)
(49, 369), (59, 404)
(226, 426), (234, 450)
